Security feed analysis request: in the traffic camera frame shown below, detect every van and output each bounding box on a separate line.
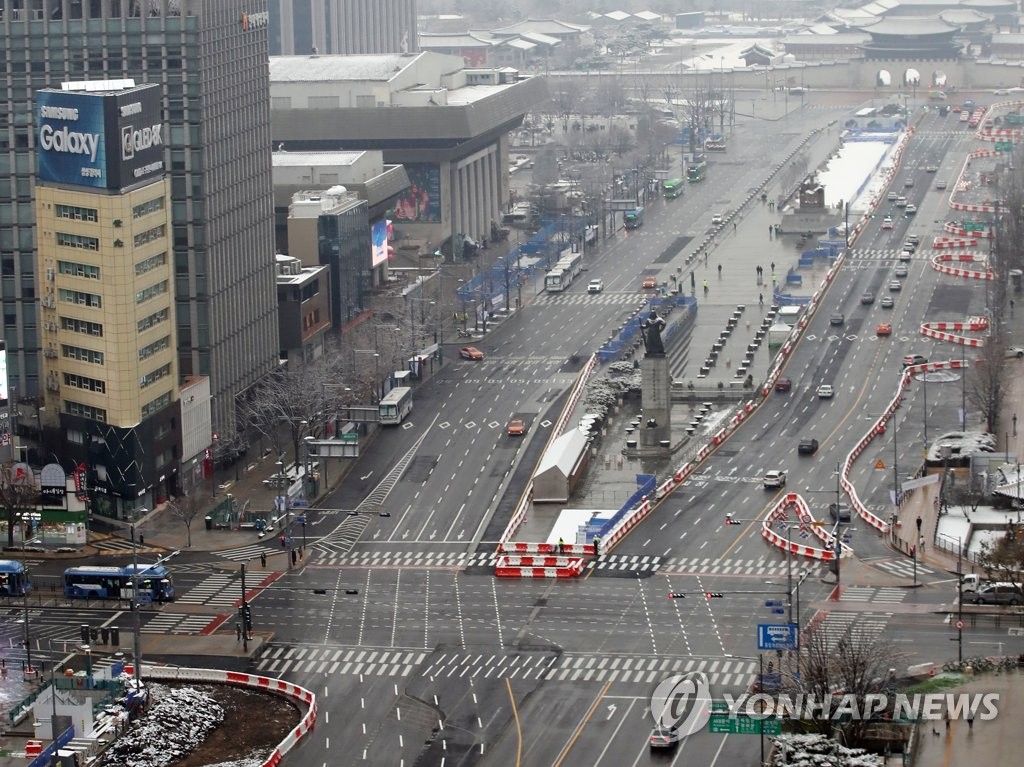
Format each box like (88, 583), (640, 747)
(971, 582), (1023, 605)
(960, 573), (983, 594)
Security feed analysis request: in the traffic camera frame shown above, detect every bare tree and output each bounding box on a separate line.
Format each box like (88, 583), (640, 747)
(168, 494), (200, 549)
(776, 620), (903, 746)
(966, 337), (1007, 432)
(0, 463), (37, 548)
(978, 526), (1024, 596)
(212, 427), (250, 482)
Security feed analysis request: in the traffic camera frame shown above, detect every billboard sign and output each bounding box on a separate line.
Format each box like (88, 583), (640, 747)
(36, 83), (164, 191)
(371, 219), (390, 268)
(394, 163), (442, 222)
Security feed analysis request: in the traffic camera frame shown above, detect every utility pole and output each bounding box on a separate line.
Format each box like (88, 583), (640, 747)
(240, 563), (249, 652)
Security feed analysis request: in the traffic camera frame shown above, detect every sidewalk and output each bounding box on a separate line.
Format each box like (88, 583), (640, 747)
(912, 673), (1024, 767)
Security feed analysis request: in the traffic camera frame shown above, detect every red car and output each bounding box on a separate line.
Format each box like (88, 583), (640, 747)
(507, 419), (525, 436)
(459, 346), (484, 360)
(775, 377), (792, 392)
(876, 322), (892, 337)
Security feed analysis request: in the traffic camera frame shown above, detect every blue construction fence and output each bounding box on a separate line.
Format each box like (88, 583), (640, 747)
(457, 216), (595, 305)
(586, 473), (658, 542)
(597, 295), (697, 363)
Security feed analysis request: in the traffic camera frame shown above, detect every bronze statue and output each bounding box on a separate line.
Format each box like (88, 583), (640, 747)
(640, 310), (666, 356)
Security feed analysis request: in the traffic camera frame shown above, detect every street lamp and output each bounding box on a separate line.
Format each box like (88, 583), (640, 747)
(275, 460), (292, 571)
(938, 532), (964, 662)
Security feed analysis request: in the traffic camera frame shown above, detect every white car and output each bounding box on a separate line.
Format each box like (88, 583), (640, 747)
(711, 212), (724, 225)
(905, 203), (917, 215)
(817, 384), (834, 399)
(587, 279), (604, 294)
(763, 470), (787, 489)
(1006, 346), (1024, 360)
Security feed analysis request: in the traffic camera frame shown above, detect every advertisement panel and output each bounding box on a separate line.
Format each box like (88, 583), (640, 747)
(36, 83), (164, 191)
(371, 219), (390, 268)
(394, 163), (442, 222)
(37, 90), (109, 188)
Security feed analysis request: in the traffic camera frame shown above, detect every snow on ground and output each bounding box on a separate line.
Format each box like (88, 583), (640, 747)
(98, 685), (224, 767)
(818, 140), (892, 211)
(935, 504), (1020, 559)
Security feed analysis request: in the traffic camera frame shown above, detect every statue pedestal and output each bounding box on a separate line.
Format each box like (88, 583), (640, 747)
(640, 354), (671, 449)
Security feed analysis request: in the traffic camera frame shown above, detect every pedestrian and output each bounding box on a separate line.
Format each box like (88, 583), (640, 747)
(593, 536), (601, 558)
(280, 534), (286, 548)
(967, 712), (974, 732)
(704, 252), (708, 266)
(139, 534), (144, 546)
(770, 261), (776, 273)
(733, 221), (737, 232)
(717, 264), (722, 277)
(236, 623), (242, 642)
(260, 552), (267, 568)
(558, 537), (565, 555)
(703, 279), (709, 295)
(919, 534), (926, 553)
(769, 225), (773, 238)
(759, 293), (764, 306)
(916, 515), (923, 532)
(944, 712), (951, 733)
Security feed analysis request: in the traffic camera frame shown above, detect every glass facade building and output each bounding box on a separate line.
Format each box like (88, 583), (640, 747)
(0, 0), (279, 434)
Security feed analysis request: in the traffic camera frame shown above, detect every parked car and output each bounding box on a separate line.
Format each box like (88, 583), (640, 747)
(798, 438), (819, 455)
(459, 346), (485, 360)
(763, 470), (787, 489)
(587, 279), (604, 294)
(972, 583), (1024, 605)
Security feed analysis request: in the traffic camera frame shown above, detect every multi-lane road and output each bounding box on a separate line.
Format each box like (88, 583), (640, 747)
(6, 99), (993, 766)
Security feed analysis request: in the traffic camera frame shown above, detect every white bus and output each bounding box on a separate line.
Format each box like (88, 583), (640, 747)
(378, 386), (413, 425)
(545, 267), (571, 292)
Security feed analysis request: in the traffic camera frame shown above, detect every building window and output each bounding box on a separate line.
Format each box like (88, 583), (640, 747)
(58, 288), (101, 308)
(63, 372), (106, 393)
(139, 335), (171, 360)
(54, 204), (98, 222)
(133, 224), (166, 247)
(58, 260), (101, 279)
(61, 344), (104, 364)
(137, 308), (169, 332)
(136, 280), (168, 304)
(56, 232), (100, 250)
(64, 400), (107, 422)
(60, 316), (104, 337)
(140, 363), (171, 389)
(135, 251), (168, 276)
(67, 429), (85, 445)
(141, 392), (171, 420)
(132, 197), (165, 219)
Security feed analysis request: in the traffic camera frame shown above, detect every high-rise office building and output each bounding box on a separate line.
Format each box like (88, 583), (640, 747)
(0, 0), (279, 438)
(268, 0), (418, 55)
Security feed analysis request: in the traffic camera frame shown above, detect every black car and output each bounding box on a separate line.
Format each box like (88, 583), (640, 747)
(798, 438), (819, 455)
(829, 503), (852, 522)
(830, 313), (844, 326)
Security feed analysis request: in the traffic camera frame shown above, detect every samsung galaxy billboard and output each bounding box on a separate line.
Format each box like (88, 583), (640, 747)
(36, 83), (164, 191)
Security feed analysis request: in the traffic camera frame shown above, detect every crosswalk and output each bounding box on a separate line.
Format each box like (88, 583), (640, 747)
(849, 248), (916, 262)
(254, 646), (757, 689)
(90, 534), (162, 555)
(839, 586), (907, 604)
(660, 556), (799, 577)
(213, 543), (274, 563)
(175, 573), (240, 608)
(314, 550), (496, 569)
(539, 291), (656, 306)
(814, 612), (890, 651)
(870, 558), (937, 579)
(142, 613), (217, 635)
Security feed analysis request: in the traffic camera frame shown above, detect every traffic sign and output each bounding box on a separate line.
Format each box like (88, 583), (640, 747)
(764, 600), (784, 608)
(758, 623), (799, 651)
(955, 620), (964, 630)
(995, 141), (1014, 152)
(963, 221), (985, 232)
(709, 714), (781, 735)
(875, 458), (886, 470)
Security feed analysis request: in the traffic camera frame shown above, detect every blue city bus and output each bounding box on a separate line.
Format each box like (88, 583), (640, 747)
(624, 207), (645, 229)
(63, 564), (174, 602)
(0, 559), (31, 596)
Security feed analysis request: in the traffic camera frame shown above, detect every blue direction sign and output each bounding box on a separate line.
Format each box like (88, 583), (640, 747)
(763, 600), (783, 608)
(757, 623), (799, 651)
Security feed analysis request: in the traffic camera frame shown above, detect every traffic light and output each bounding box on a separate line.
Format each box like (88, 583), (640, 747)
(704, 592), (724, 599)
(80, 624), (90, 644)
(241, 602), (253, 632)
(668, 592), (686, 599)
